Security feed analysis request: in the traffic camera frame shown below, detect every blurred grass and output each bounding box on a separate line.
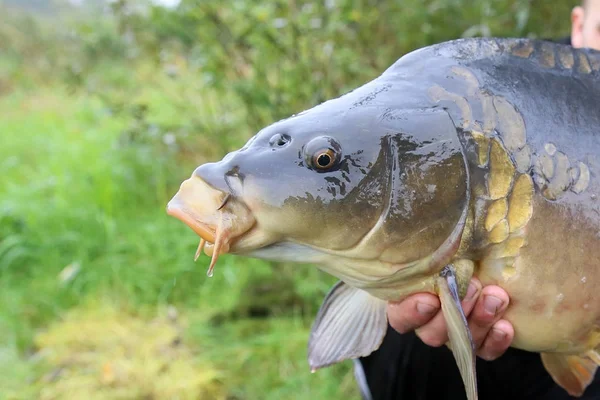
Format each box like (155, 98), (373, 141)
(0, 0), (576, 398)
(0, 87), (343, 398)
(32, 303), (225, 400)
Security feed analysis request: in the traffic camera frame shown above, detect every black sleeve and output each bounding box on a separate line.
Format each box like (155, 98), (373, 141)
(356, 326), (600, 400)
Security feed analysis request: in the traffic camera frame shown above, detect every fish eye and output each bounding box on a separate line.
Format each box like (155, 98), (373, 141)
(269, 133), (291, 148)
(304, 136), (342, 172)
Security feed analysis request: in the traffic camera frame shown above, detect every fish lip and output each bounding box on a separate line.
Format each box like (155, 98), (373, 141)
(166, 200), (217, 244)
(166, 176), (259, 255)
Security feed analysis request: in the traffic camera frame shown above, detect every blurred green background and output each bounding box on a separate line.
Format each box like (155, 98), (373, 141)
(0, 0), (577, 398)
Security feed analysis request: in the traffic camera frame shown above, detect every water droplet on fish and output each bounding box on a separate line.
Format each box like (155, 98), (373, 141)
(581, 276), (587, 283)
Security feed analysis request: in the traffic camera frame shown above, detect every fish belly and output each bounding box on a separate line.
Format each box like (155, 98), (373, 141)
(477, 196), (600, 354)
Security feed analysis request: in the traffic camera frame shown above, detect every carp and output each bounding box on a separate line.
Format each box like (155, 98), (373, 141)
(166, 38), (600, 399)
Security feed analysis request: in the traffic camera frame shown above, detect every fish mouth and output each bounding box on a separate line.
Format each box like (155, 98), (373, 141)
(166, 175), (256, 276)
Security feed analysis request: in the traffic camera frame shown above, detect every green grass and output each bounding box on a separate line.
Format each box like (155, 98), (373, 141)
(0, 86), (349, 399)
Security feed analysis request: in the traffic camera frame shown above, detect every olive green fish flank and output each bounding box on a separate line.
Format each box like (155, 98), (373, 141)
(488, 219), (509, 244)
(506, 174), (534, 233)
(487, 138), (515, 200)
(485, 198), (507, 232)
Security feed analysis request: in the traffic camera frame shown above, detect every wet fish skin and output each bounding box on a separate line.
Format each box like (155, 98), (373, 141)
(167, 38), (600, 399)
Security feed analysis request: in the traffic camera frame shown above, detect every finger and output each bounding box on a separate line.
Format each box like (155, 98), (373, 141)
(476, 319), (514, 361)
(468, 285), (510, 349)
(415, 278), (482, 347)
(387, 293), (440, 334)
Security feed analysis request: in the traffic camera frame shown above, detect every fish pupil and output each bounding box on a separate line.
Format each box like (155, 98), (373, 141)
(317, 154), (331, 167)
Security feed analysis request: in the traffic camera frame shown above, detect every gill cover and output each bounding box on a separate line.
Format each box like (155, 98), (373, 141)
(308, 106), (473, 377)
(315, 106), (471, 291)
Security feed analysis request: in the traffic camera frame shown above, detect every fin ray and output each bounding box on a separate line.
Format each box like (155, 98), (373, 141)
(541, 352), (598, 397)
(436, 265), (478, 400)
(308, 281), (388, 371)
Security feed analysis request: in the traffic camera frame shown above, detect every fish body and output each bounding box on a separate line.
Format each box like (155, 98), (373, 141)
(167, 38), (600, 399)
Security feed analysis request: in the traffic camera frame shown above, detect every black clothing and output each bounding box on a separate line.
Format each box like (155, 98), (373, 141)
(355, 327), (600, 399)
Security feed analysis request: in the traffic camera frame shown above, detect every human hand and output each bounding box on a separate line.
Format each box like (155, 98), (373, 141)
(387, 277), (514, 361)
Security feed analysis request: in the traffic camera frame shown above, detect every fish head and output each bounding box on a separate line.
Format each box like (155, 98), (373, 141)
(168, 97), (469, 288)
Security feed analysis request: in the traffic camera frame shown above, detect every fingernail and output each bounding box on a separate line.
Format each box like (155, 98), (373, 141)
(484, 295), (503, 316)
(491, 328), (507, 341)
(465, 283), (478, 301)
(416, 302), (437, 316)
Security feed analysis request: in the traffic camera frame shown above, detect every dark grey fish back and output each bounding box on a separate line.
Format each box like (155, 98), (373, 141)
(384, 37), (600, 80)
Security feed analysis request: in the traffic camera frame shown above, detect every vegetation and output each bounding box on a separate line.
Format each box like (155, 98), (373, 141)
(0, 0), (576, 398)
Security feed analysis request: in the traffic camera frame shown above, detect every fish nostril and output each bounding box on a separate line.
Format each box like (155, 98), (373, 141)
(225, 165), (241, 178)
(269, 133), (291, 148)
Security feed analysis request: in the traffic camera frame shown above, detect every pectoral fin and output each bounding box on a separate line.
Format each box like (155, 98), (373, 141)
(308, 281), (388, 372)
(436, 265), (478, 400)
(541, 352), (598, 397)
